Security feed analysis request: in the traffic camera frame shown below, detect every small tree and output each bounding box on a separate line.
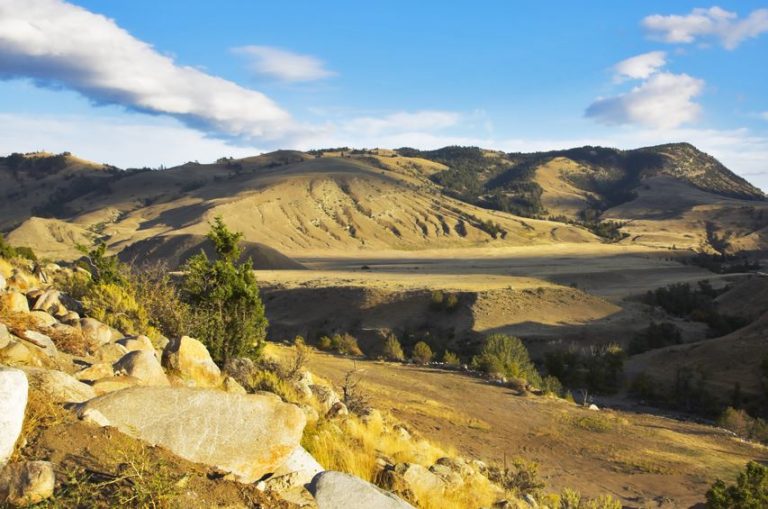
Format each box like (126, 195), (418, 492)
(707, 461), (768, 508)
(382, 334), (405, 361)
(183, 217), (268, 364)
(472, 334), (541, 386)
(412, 341), (433, 364)
(442, 350), (460, 366)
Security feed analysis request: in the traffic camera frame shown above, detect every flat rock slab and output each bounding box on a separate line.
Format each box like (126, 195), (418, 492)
(22, 367), (96, 404)
(0, 367), (28, 467)
(78, 386), (306, 483)
(309, 471), (416, 509)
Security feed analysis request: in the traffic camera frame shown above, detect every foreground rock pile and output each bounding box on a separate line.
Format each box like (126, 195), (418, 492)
(0, 264), (426, 508)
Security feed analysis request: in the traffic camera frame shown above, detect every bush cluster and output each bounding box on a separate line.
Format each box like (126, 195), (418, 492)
(544, 344), (624, 395)
(472, 334), (542, 387)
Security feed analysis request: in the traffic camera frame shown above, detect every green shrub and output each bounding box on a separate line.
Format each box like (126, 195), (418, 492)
(412, 341), (433, 364)
(382, 334), (405, 361)
(183, 217), (268, 364)
(330, 333), (363, 356)
(82, 282), (157, 338)
(472, 334), (541, 386)
(629, 321), (682, 354)
(707, 461), (768, 508)
(545, 344), (625, 395)
(541, 375), (564, 397)
(442, 350), (460, 366)
(317, 336), (333, 351)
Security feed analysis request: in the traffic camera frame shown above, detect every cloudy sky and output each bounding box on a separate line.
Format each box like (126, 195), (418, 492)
(0, 1), (767, 187)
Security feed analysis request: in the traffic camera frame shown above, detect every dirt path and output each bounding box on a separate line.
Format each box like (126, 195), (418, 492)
(273, 346), (767, 508)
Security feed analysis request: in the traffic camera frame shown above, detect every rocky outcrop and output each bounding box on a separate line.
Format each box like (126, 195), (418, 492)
(79, 318), (111, 347)
(309, 471), (416, 509)
(162, 336), (221, 388)
(77, 387), (306, 483)
(0, 367), (27, 467)
(0, 461), (55, 507)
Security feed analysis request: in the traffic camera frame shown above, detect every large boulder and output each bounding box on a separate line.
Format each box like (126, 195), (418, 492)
(162, 336), (221, 388)
(91, 375), (143, 395)
(117, 335), (155, 354)
(0, 292), (29, 314)
(112, 350), (169, 386)
(267, 446), (324, 491)
(0, 367), (28, 467)
(79, 318), (111, 347)
(21, 368), (96, 404)
(28, 311), (56, 328)
(77, 387), (306, 483)
(309, 471), (416, 509)
(94, 342), (129, 363)
(74, 362), (114, 383)
(0, 341), (47, 368)
(0, 460), (55, 506)
(19, 331), (57, 358)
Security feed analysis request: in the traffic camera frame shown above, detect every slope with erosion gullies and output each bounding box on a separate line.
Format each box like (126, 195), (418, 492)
(625, 275), (768, 404)
(0, 151), (116, 231)
(2, 150), (598, 261)
(406, 143), (768, 252)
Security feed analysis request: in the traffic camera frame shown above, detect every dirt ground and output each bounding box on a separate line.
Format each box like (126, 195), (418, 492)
(273, 345), (768, 508)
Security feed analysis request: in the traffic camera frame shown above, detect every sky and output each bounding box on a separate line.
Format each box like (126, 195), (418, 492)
(0, 1), (767, 187)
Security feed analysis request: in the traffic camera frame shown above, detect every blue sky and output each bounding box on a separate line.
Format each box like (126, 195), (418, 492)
(0, 1), (767, 187)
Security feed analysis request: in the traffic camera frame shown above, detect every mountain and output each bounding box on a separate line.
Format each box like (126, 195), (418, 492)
(1, 143), (766, 263)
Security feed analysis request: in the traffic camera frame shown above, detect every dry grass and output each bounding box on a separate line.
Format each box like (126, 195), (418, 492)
(0, 308), (89, 356)
(0, 257), (13, 278)
(11, 387), (69, 462)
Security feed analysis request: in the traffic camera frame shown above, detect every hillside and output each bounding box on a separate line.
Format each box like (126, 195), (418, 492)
(1, 143), (766, 263)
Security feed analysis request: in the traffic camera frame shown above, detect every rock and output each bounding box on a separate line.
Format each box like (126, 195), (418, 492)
(222, 376), (247, 394)
(79, 408), (110, 427)
(310, 384), (341, 412)
(74, 362), (114, 382)
(95, 343), (129, 363)
(589, 404), (599, 411)
(0, 367), (28, 467)
(0, 273), (5, 291)
(268, 446), (324, 491)
(1, 292), (29, 314)
(0, 324), (11, 349)
(58, 311), (80, 326)
(309, 471), (416, 509)
(19, 331), (57, 358)
(0, 341), (45, 367)
(394, 463), (445, 496)
(117, 335), (155, 354)
(80, 318), (111, 347)
(21, 368), (96, 403)
(91, 376), (142, 395)
(31, 290), (66, 316)
(112, 350), (169, 386)
(326, 401), (349, 419)
(0, 460), (55, 506)
(161, 336), (221, 388)
(6, 271), (32, 293)
(428, 464), (464, 489)
(78, 387), (306, 483)
(28, 311), (56, 328)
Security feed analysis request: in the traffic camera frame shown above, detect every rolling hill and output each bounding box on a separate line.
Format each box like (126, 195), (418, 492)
(1, 143), (766, 264)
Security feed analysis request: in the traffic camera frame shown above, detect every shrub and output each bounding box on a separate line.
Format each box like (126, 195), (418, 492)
(131, 264), (191, 340)
(442, 350), (460, 366)
(412, 341), (433, 364)
(82, 282), (156, 337)
(183, 217), (268, 364)
(629, 321), (682, 354)
(718, 407), (768, 443)
(329, 333), (363, 356)
(545, 343), (625, 395)
(317, 336), (333, 351)
(382, 334), (405, 361)
(541, 375), (564, 397)
(472, 334), (541, 386)
(707, 461), (768, 508)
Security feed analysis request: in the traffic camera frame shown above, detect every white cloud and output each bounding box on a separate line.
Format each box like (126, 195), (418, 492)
(586, 72), (704, 129)
(643, 6), (768, 49)
(613, 51), (667, 81)
(233, 46), (335, 82)
(0, 0), (295, 140)
(761, 112), (768, 121)
(343, 111), (461, 136)
(0, 113), (262, 168)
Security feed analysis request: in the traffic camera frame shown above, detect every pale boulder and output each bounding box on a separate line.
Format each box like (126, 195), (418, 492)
(78, 387), (306, 483)
(112, 350), (169, 386)
(0, 367), (28, 467)
(21, 367), (96, 404)
(19, 331), (57, 358)
(74, 362), (114, 382)
(309, 471), (416, 509)
(0, 460), (55, 506)
(162, 336), (221, 388)
(0, 292), (29, 314)
(0, 273), (6, 291)
(0, 341), (46, 368)
(117, 335), (155, 354)
(91, 375), (143, 395)
(94, 343), (129, 363)
(267, 446), (324, 491)
(79, 318), (111, 347)
(28, 311), (56, 328)
(31, 290), (66, 316)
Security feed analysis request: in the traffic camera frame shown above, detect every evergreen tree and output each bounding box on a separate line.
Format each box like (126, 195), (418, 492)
(183, 217), (268, 364)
